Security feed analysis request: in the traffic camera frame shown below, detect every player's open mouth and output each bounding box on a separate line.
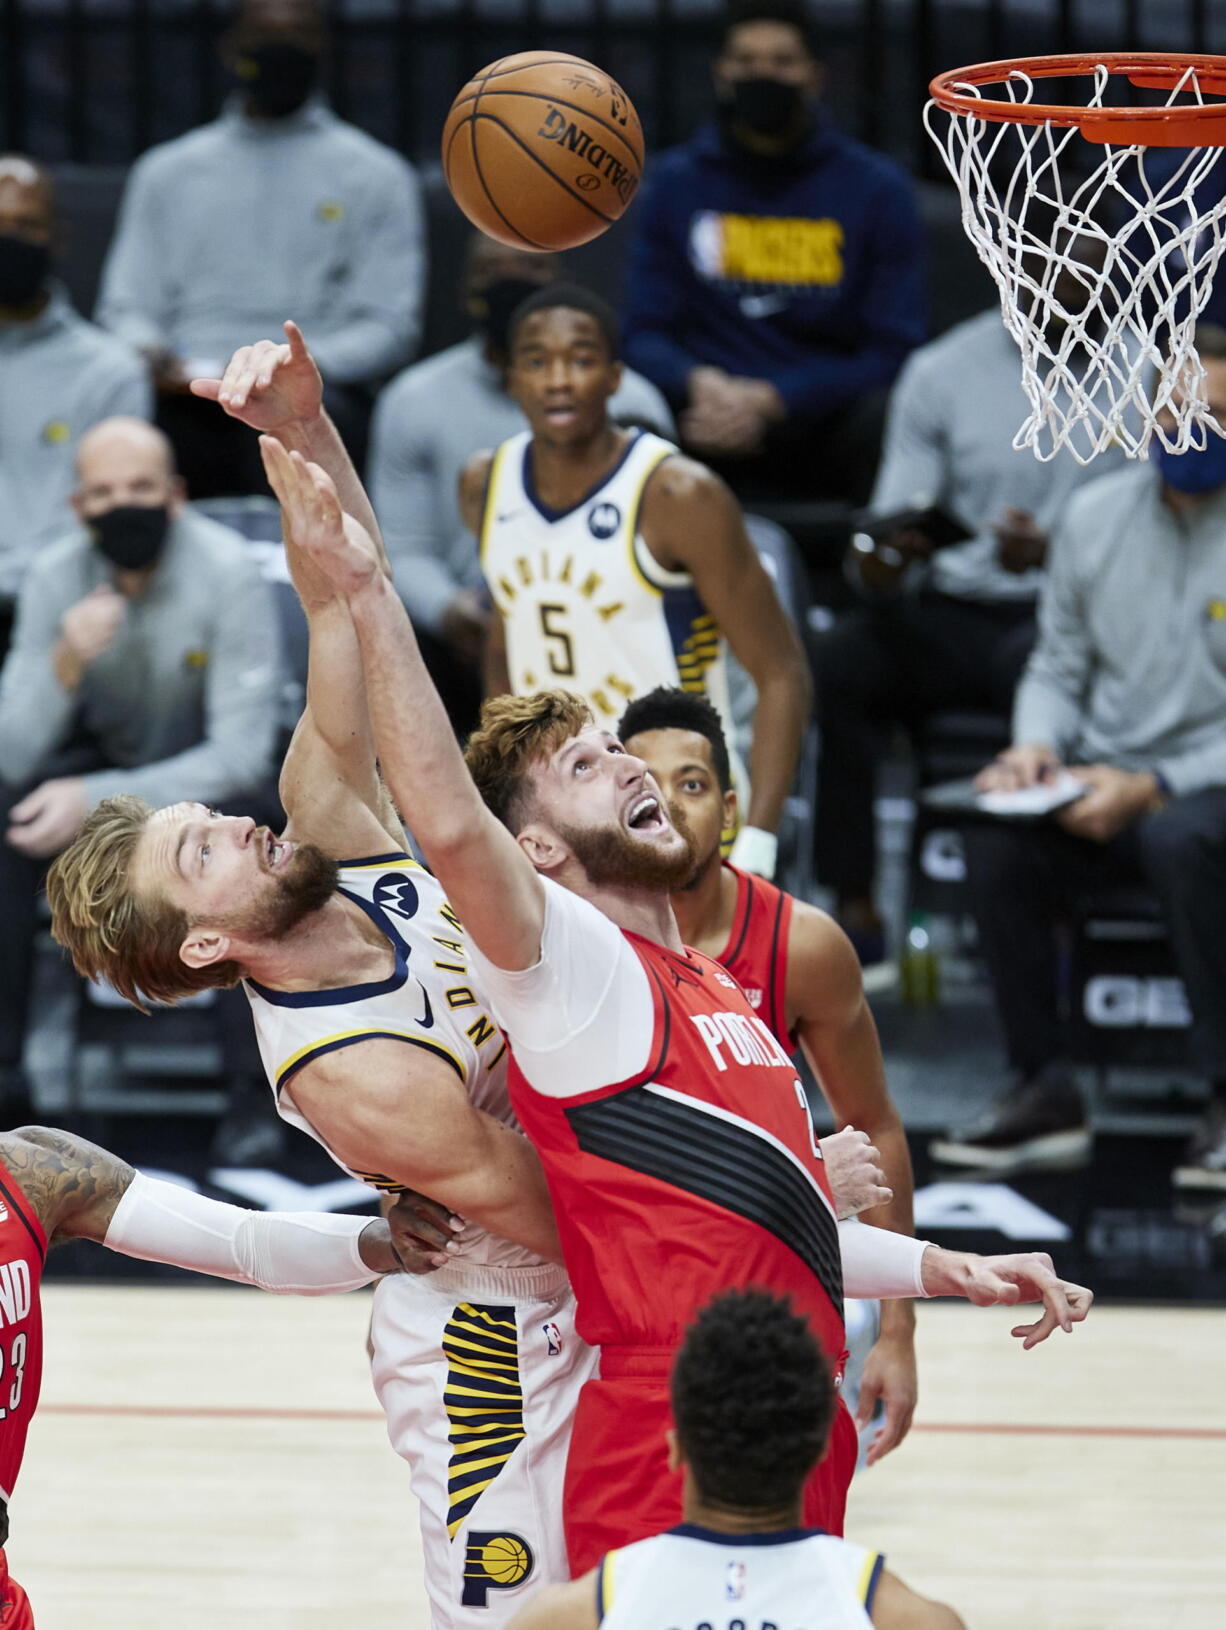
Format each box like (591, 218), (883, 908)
(544, 403), (577, 425)
(626, 794), (667, 834)
(264, 831), (293, 871)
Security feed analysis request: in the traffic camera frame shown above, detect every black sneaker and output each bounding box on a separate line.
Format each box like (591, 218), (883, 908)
(1172, 1099), (1226, 1192)
(929, 1064), (1090, 1175)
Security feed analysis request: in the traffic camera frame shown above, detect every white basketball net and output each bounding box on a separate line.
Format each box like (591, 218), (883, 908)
(925, 63), (1226, 462)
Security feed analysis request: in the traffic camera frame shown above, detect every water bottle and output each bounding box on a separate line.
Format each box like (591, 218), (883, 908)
(900, 910), (940, 1007)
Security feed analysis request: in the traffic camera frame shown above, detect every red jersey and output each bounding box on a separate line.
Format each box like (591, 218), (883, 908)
(717, 863), (797, 1051)
(508, 931), (844, 1362)
(0, 1164), (45, 1510)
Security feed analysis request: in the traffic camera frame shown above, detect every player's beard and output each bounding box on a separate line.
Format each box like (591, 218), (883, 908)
(213, 842), (340, 941)
(555, 800), (698, 892)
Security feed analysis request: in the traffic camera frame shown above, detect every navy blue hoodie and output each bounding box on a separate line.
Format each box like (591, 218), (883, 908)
(623, 116), (927, 418)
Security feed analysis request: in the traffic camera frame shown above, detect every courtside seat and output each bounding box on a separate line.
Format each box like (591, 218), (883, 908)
(907, 707), (1009, 918)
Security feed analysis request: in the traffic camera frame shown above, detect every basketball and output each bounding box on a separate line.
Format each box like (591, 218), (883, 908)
(478, 1534), (530, 1584)
(441, 51), (644, 251)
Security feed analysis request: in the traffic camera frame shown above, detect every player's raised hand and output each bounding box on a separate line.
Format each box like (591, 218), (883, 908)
(190, 320), (323, 434)
(386, 1190), (466, 1274)
(260, 436), (381, 597)
(820, 1127), (893, 1220)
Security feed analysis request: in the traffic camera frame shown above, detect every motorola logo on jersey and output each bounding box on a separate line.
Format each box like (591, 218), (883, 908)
(461, 1531), (535, 1606)
(374, 874), (420, 923)
(587, 501), (621, 540)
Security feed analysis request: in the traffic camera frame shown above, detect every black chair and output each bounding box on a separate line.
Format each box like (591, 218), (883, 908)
(907, 708), (1010, 919)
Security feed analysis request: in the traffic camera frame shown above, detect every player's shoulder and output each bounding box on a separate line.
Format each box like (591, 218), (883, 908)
(460, 446), (499, 508)
(642, 450), (728, 510)
(785, 897), (865, 1010)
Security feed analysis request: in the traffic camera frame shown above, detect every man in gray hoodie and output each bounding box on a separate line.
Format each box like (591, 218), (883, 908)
(934, 323), (1226, 1191)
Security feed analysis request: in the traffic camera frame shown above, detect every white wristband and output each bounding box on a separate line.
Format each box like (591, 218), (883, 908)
(103, 1172), (380, 1295)
(728, 824), (778, 879)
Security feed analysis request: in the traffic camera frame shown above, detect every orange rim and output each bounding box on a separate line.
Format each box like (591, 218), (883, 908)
(929, 52), (1226, 145)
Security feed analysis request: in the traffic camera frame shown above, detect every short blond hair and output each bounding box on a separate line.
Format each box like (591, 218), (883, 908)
(464, 690), (593, 830)
(45, 795), (241, 1012)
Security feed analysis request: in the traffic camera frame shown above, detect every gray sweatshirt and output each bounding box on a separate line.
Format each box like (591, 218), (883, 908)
(1015, 463), (1226, 796)
(0, 286), (152, 599)
(97, 98), (424, 384)
(871, 310), (1125, 602)
(0, 507), (282, 809)
(369, 335), (676, 631)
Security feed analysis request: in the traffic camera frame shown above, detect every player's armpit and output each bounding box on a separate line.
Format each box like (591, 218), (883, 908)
(288, 1040), (563, 1263)
(0, 1126), (136, 1243)
(505, 1572), (599, 1630)
(871, 1568), (967, 1630)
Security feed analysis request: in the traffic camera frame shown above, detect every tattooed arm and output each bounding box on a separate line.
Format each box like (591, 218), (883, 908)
(0, 1126), (402, 1284)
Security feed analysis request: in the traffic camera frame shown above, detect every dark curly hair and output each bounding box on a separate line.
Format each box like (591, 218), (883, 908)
(671, 1289), (835, 1511)
(617, 686), (733, 795)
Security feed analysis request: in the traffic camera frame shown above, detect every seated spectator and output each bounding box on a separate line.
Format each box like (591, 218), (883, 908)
(0, 418), (282, 1122)
(0, 154), (151, 660)
(812, 239), (1121, 966)
(368, 234), (672, 732)
(932, 324), (1226, 1188)
(622, 0), (925, 502)
(97, 0), (424, 495)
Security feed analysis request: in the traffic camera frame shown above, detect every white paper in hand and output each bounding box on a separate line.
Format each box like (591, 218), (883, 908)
(976, 769), (1087, 818)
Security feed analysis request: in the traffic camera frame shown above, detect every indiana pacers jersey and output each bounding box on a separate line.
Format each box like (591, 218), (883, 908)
(597, 1525), (882, 1630)
(244, 848), (535, 1271)
(479, 429), (736, 733)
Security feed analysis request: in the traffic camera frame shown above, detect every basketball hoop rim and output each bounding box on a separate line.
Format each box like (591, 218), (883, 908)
(929, 52), (1226, 145)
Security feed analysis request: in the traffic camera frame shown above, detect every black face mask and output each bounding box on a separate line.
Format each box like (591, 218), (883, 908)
(723, 77), (809, 141)
(469, 277), (543, 357)
(89, 505), (171, 572)
(237, 42), (320, 119)
(0, 235), (51, 309)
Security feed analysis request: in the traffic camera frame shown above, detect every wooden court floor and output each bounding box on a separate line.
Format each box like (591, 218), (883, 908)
(12, 1286), (1225, 1629)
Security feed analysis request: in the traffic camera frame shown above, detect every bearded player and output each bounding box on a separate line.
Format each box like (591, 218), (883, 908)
(618, 685), (917, 1464)
(0, 1122), (415, 1627)
(271, 434), (1094, 1576)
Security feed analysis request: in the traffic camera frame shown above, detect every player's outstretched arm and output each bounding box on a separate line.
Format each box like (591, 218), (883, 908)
(789, 902), (919, 1462)
(919, 1247), (1093, 1348)
(872, 1569), (967, 1630)
(0, 1127), (400, 1289)
(265, 436), (547, 972)
(642, 460), (812, 848)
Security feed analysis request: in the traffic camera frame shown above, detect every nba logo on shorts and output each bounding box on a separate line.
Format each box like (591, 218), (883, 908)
(725, 1561), (746, 1601)
(542, 1321), (562, 1356)
(587, 501), (620, 540)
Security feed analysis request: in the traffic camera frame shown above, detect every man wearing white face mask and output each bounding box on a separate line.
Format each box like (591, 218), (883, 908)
(937, 323), (1226, 1190)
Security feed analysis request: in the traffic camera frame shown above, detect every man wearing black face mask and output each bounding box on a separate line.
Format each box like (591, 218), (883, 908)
(623, 0), (925, 504)
(368, 233), (672, 731)
(96, 0), (424, 497)
(0, 155), (151, 663)
(0, 417), (282, 1116)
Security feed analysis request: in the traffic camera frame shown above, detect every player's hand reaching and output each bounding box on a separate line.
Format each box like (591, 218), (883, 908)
(191, 320), (323, 436)
(260, 435), (381, 597)
(385, 1190), (466, 1274)
(920, 1246), (1094, 1348)
(819, 1127), (893, 1220)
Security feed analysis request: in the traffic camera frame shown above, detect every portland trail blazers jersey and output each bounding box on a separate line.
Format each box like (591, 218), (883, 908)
(479, 429), (736, 734)
(508, 934), (844, 1359)
(598, 1525), (882, 1630)
(717, 862), (797, 1051)
(245, 850), (540, 1270)
(0, 1162), (45, 1511)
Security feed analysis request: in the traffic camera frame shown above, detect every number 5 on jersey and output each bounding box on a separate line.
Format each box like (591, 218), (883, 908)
(538, 604), (575, 677)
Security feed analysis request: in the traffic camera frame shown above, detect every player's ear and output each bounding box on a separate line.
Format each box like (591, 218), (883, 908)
(665, 1427), (682, 1474)
(606, 359), (624, 395)
(516, 823), (566, 876)
(723, 787), (738, 831)
(179, 926), (233, 971)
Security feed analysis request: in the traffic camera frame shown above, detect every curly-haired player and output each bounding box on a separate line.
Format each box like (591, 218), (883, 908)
(505, 1288), (964, 1630)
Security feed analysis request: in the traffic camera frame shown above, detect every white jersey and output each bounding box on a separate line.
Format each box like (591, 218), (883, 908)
(244, 848), (537, 1270)
(480, 428), (736, 734)
(598, 1525), (882, 1630)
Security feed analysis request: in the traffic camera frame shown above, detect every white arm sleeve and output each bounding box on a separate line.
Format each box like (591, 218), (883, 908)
(838, 1219), (932, 1299)
(102, 1173), (382, 1295)
(469, 877), (655, 1098)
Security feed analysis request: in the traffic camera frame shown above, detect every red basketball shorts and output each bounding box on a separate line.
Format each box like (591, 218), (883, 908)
(0, 1555), (34, 1629)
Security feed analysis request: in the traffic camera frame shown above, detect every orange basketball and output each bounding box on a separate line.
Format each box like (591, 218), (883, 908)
(441, 51), (644, 252)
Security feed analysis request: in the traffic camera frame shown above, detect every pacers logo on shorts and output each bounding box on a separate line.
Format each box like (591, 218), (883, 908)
(461, 1531), (535, 1606)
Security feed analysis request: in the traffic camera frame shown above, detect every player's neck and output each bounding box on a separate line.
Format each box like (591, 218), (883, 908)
(240, 895), (396, 991)
(682, 1493), (805, 1536)
(529, 422), (627, 510)
(670, 855), (736, 957)
(562, 872), (685, 951)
